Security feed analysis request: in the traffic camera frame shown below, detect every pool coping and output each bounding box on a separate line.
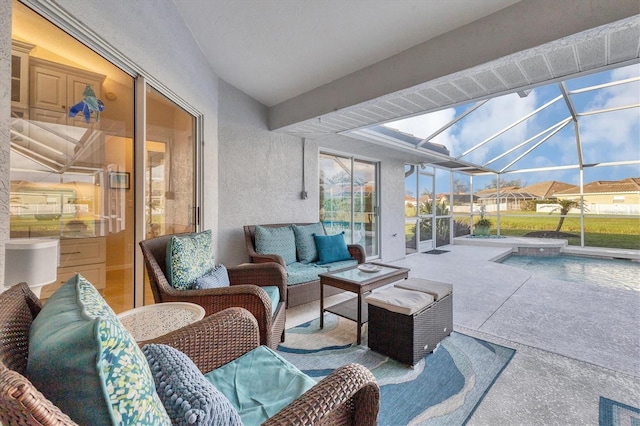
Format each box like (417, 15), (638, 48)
(453, 236), (640, 262)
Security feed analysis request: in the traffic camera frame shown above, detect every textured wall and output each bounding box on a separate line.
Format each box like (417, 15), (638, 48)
(0, 0), (11, 290)
(217, 80), (319, 265)
(218, 80), (408, 265)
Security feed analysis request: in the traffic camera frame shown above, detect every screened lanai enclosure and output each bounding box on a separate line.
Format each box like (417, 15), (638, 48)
(277, 16), (640, 252)
(349, 63), (640, 251)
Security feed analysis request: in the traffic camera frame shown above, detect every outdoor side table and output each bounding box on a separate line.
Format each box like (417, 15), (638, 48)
(319, 263), (409, 345)
(117, 302), (206, 341)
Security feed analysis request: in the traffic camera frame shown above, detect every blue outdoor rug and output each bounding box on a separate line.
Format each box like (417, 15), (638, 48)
(277, 314), (515, 426)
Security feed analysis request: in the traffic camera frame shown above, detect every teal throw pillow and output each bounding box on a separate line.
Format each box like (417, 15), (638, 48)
(314, 232), (353, 265)
(143, 344), (242, 426)
(26, 274), (170, 426)
(194, 264), (230, 289)
(254, 225), (297, 265)
(166, 230), (215, 289)
(292, 222), (325, 263)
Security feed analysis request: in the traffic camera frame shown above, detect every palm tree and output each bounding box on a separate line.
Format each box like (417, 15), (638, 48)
(548, 199), (582, 232)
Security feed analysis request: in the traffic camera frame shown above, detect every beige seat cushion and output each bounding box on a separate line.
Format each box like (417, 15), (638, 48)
(395, 278), (453, 300)
(365, 287), (434, 315)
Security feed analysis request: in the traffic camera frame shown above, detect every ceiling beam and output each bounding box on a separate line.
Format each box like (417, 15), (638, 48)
(269, 0), (640, 132)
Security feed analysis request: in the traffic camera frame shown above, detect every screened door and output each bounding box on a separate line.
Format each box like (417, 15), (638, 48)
(405, 164), (435, 254)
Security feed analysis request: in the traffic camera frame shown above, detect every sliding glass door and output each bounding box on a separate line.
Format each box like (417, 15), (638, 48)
(144, 86), (197, 239)
(319, 153), (379, 258)
(11, 1), (200, 311)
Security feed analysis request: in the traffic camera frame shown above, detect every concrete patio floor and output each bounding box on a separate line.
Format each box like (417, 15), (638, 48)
(286, 238), (640, 425)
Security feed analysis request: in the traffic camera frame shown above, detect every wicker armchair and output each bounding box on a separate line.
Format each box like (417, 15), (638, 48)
(0, 282), (380, 425)
(140, 233), (287, 349)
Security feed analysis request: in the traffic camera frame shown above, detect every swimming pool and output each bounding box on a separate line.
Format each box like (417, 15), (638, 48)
(500, 254), (640, 292)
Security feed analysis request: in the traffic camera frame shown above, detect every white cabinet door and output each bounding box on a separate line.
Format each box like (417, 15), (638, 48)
(30, 64), (67, 111)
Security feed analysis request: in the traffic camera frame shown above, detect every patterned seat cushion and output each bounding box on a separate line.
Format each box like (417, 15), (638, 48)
(26, 274), (170, 425)
(287, 262), (328, 285)
(261, 285), (281, 316)
(322, 259), (358, 271)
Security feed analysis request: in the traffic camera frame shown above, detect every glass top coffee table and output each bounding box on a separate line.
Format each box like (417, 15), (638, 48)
(319, 263), (409, 345)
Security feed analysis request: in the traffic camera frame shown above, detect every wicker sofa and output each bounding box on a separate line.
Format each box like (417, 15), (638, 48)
(244, 223), (367, 307)
(0, 281), (380, 425)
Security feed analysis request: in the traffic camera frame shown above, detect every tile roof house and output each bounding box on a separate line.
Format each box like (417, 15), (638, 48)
(552, 178), (640, 214)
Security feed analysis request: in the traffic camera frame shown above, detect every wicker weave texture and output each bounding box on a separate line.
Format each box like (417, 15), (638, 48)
(243, 223), (367, 308)
(140, 233), (287, 349)
(1, 283), (380, 425)
(368, 293), (453, 366)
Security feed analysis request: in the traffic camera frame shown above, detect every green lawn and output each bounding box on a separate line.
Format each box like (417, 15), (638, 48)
(495, 214), (640, 250)
(451, 212), (640, 250)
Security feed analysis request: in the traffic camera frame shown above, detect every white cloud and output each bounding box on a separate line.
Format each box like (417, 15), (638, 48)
(386, 108), (457, 148)
(580, 64), (640, 162)
(384, 64), (638, 175)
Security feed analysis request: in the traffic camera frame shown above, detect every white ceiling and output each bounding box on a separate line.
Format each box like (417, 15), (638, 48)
(173, 0), (639, 157)
(173, 0), (521, 107)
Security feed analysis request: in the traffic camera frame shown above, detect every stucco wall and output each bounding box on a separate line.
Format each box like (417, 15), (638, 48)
(0, 0), (10, 289)
(218, 80), (408, 265)
(378, 158), (409, 262)
(217, 80), (319, 265)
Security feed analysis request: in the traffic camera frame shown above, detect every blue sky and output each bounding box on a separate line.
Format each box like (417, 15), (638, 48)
(389, 63), (640, 193)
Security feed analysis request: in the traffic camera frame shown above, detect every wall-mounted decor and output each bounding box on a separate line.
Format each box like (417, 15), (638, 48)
(109, 172), (130, 189)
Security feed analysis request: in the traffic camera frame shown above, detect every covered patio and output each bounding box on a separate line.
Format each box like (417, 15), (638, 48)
(287, 239), (640, 424)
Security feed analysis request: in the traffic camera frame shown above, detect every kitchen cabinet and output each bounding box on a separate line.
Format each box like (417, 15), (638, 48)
(29, 57), (105, 128)
(40, 236), (107, 300)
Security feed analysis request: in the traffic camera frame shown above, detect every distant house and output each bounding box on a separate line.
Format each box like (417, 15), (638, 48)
(474, 181), (580, 211)
(475, 185), (537, 211)
(552, 178), (640, 215)
(521, 181), (576, 198)
(404, 195), (417, 216)
(435, 193), (479, 205)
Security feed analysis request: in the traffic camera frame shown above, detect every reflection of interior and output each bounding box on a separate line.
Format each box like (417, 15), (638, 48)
(10, 2), (196, 312)
(146, 141), (167, 239)
(10, 8), (135, 311)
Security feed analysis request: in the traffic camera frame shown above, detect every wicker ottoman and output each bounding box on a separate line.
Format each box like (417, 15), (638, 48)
(366, 280), (453, 366)
(395, 278), (454, 344)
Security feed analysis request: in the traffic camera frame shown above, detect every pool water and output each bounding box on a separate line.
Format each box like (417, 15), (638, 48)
(500, 255), (640, 292)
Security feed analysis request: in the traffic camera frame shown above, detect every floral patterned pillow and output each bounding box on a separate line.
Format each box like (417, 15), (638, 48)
(26, 274), (171, 425)
(166, 230), (215, 289)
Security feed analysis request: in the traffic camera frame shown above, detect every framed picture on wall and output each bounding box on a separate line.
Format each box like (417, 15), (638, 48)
(109, 172), (130, 189)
